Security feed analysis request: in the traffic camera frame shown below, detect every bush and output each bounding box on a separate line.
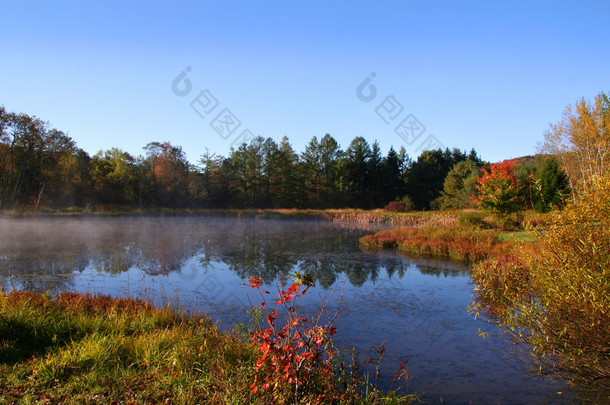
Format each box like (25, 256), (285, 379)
(360, 222), (509, 262)
(383, 196), (413, 213)
(383, 200), (406, 212)
(472, 174), (610, 386)
(457, 211), (489, 229)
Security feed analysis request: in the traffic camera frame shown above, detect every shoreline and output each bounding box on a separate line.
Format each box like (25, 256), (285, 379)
(0, 207), (461, 226)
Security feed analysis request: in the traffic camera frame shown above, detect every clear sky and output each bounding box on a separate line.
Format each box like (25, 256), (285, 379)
(1, 1), (608, 164)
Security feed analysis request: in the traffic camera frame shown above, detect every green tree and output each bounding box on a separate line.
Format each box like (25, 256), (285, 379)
(318, 134), (343, 207)
(439, 160), (481, 209)
(381, 146), (407, 205)
(199, 149), (226, 208)
(535, 156), (570, 211)
(515, 155), (571, 212)
(301, 134), (345, 208)
(274, 136), (301, 207)
(344, 137), (371, 208)
(367, 141), (385, 208)
(229, 136), (265, 208)
(91, 148), (139, 206)
(405, 148), (466, 210)
(301, 136), (322, 205)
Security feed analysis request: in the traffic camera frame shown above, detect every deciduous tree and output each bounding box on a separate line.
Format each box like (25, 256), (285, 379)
(474, 161), (524, 221)
(541, 92), (610, 194)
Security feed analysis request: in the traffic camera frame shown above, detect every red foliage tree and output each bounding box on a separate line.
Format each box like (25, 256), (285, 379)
(474, 161), (524, 220)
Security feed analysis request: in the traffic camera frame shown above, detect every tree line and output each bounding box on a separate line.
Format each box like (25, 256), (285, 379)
(0, 105), (569, 211)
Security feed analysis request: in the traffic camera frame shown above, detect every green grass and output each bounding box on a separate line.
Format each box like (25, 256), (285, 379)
(0, 290), (419, 404)
(496, 230), (537, 243)
(0, 291), (258, 404)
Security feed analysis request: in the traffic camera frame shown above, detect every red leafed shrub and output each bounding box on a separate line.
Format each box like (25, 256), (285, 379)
(383, 200), (406, 212)
(245, 274), (339, 403)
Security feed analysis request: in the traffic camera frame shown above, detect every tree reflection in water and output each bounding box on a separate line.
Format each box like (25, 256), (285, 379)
(0, 217), (466, 293)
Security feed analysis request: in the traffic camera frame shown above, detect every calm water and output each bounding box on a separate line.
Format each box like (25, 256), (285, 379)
(0, 217), (574, 404)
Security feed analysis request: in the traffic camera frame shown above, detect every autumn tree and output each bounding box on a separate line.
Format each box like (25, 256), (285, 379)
(541, 92), (610, 194)
(0, 108), (84, 208)
(474, 160), (524, 221)
(144, 142), (189, 207)
(52, 147), (94, 207)
(473, 173), (610, 382)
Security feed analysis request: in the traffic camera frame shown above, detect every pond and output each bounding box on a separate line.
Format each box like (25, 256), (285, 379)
(0, 216), (573, 404)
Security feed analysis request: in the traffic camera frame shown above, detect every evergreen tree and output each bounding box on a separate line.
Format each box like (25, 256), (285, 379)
(405, 148), (467, 210)
(344, 137), (372, 208)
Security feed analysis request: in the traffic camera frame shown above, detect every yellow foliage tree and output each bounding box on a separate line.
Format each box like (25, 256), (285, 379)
(541, 92), (610, 195)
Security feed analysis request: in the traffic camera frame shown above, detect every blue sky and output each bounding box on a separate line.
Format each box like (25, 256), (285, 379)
(1, 1), (608, 164)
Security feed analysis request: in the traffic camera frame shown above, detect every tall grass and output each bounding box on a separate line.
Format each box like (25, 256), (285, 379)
(0, 291), (258, 404)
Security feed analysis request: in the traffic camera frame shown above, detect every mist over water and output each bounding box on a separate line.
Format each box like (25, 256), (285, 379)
(0, 217), (572, 404)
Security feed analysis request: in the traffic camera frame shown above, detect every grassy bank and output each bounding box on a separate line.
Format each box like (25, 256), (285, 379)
(0, 290), (416, 404)
(0, 291), (257, 404)
(359, 212), (526, 263)
(1, 206), (459, 226)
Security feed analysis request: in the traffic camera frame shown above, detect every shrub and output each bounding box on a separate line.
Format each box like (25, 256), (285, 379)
(383, 200), (406, 212)
(472, 174), (610, 386)
(245, 273), (418, 404)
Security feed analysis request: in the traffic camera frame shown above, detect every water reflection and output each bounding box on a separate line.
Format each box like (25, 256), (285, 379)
(0, 217), (465, 292)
